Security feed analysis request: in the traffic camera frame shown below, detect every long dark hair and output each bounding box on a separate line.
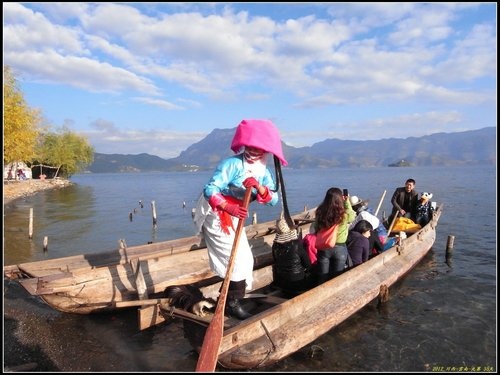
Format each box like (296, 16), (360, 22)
(315, 187), (345, 231)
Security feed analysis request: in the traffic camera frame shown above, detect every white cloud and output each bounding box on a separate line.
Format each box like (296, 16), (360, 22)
(3, 3), (496, 157)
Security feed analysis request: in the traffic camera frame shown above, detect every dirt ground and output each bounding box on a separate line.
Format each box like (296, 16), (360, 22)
(3, 278), (199, 372)
(4, 280), (73, 371)
(3, 279), (144, 372)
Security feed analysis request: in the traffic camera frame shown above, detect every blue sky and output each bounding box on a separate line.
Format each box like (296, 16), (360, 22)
(3, 2), (497, 159)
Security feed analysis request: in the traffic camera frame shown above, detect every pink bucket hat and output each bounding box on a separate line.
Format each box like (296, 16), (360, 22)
(230, 119), (288, 166)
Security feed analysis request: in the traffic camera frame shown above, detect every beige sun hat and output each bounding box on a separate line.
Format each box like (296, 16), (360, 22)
(349, 195), (369, 208)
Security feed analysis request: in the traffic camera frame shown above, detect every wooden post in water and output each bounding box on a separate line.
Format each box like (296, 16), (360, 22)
(151, 201), (157, 227)
(252, 212), (257, 224)
(43, 236), (48, 252)
(29, 208), (34, 239)
(119, 239), (127, 250)
(446, 235), (455, 255)
(445, 235), (454, 267)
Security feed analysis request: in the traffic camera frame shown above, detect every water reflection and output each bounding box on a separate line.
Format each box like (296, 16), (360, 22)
(4, 184), (95, 264)
(3, 167), (496, 371)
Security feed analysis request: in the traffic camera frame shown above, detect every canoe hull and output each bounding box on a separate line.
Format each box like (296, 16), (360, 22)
(185, 205), (442, 370)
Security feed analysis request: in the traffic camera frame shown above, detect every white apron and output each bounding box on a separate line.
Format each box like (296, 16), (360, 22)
(194, 194), (254, 290)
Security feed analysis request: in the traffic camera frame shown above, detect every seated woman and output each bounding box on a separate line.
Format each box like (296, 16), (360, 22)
(346, 220), (373, 267)
(413, 192), (435, 226)
(349, 195), (385, 257)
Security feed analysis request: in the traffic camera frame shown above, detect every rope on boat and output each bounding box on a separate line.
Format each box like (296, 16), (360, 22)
(251, 320), (276, 369)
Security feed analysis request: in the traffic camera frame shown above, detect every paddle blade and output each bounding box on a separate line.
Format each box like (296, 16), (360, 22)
(195, 310), (224, 372)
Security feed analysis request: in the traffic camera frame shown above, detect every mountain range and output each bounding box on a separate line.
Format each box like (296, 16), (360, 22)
(88, 126), (496, 173)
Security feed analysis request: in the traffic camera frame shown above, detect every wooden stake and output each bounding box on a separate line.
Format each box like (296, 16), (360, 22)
(151, 200), (157, 227)
(446, 235), (455, 255)
(29, 208), (34, 239)
(252, 212), (257, 224)
(119, 239), (127, 250)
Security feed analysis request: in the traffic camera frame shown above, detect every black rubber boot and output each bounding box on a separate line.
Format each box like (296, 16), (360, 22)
(224, 280), (252, 320)
(226, 298), (252, 320)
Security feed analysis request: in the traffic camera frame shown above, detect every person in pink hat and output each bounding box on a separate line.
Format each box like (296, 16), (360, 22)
(193, 119), (286, 319)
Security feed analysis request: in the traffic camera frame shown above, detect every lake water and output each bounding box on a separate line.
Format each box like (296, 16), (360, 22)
(3, 166), (497, 372)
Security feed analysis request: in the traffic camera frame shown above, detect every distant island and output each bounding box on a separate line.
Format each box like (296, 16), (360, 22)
(388, 159), (412, 167)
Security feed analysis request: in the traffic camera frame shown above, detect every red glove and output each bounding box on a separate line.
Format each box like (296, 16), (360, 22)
(222, 203), (248, 219)
(243, 177), (259, 189)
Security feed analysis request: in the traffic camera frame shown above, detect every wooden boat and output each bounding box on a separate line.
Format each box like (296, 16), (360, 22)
(165, 204), (443, 370)
(3, 207), (315, 319)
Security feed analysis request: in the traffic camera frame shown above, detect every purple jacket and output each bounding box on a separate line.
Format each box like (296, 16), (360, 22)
(346, 231), (370, 266)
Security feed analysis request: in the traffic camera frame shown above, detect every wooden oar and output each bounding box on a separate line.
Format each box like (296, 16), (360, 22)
(114, 298), (170, 308)
(387, 211), (400, 235)
(374, 190), (386, 217)
(195, 187), (252, 372)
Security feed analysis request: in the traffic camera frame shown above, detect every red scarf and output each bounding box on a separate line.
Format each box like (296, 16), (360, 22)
(218, 195), (243, 235)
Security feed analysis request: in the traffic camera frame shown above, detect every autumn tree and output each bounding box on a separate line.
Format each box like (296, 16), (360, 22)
(37, 127), (94, 178)
(3, 65), (42, 164)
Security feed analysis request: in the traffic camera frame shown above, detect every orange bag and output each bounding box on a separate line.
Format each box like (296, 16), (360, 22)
(315, 224), (339, 250)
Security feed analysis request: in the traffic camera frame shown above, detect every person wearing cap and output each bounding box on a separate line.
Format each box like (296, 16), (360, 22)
(193, 119), (287, 320)
(348, 196), (379, 230)
(413, 192), (435, 226)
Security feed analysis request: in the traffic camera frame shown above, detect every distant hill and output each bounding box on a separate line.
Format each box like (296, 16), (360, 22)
(87, 126), (496, 173)
(89, 153), (178, 173)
